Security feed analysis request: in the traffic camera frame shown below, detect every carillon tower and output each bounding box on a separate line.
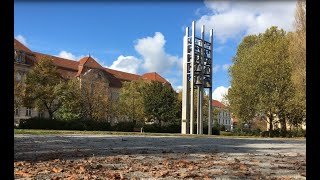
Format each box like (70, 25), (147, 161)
(181, 21), (213, 135)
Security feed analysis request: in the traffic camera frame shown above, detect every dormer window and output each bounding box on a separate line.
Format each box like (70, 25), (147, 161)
(14, 50), (25, 63)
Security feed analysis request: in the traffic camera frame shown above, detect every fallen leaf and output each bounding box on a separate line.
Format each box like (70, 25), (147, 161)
(15, 170), (32, 177)
(239, 164), (248, 171)
(67, 174), (78, 180)
(52, 167), (63, 173)
(79, 165), (86, 173)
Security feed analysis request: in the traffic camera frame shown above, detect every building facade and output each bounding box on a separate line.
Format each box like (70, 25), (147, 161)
(212, 100), (232, 131)
(14, 38), (170, 126)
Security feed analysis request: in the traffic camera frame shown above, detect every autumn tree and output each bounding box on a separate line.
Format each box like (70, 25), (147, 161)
(23, 58), (65, 120)
(287, 0), (306, 125)
(78, 70), (110, 121)
(14, 67), (24, 109)
(227, 27), (294, 132)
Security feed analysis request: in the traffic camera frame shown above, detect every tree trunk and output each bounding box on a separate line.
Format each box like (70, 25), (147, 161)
(48, 111), (53, 120)
(280, 118), (287, 134)
(268, 115), (273, 131)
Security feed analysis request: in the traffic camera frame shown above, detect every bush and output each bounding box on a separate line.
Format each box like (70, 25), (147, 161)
(18, 117), (64, 130)
(231, 128), (261, 136)
(18, 117), (111, 131)
(220, 125), (226, 131)
(261, 128), (306, 138)
(112, 121), (135, 132)
(260, 129), (281, 137)
(212, 126), (220, 135)
(143, 123), (181, 133)
(220, 131), (232, 136)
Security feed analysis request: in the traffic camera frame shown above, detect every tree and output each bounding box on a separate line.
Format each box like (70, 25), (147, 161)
(227, 27), (294, 132)
(143, 81), (178, 126)
(287, 0), (306, 123)
(23, 58), (65, 120)
(78, 69), (110, 121)
(177, 88), (213, 131)
(55, 79), (81, 121)
(118, 79), (147, 126)
(14, 67), (24, 109)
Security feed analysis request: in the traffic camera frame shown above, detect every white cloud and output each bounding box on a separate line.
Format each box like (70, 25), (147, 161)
(109, 55), (142, 74)
(15, 35), (27, 46)
(134, 32), (180, 73)
(57, 51), (77, 60)
(197, 1), (296, 43)
(222, 64), (232, 71)
(57, 51), (108, 67)
(175, 85), (183, 93)
(212, 86), (230, 102)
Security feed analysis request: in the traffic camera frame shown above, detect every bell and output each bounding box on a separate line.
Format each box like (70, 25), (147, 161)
(204, 67), (211, 75)
(205, 79), (212, 88)
(206, 59), (211, 65)
(195, 64), (202, 72)
(195, 76), (203, 85)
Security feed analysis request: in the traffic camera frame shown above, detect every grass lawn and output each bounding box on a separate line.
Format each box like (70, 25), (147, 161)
(14, 129), (304, 140)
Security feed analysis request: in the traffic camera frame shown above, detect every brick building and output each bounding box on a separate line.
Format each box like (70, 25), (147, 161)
(14, 38), (170, 125)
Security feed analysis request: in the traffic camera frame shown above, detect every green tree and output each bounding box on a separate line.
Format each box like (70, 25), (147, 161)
(55, 79), (81, 121)
(143, 81), (178, 126)
(23, 58), (65, 120)
(227, 27), (294, 132)
(118, 79), (147, 126)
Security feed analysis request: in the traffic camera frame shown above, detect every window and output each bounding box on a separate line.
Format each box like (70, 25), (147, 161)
(14, 108), (19, 116)
(26, 108), (32, 116)
(14, 50), (25, 63)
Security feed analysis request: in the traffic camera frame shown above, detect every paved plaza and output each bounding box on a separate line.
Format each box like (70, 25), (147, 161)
(14, 134), (306, 179)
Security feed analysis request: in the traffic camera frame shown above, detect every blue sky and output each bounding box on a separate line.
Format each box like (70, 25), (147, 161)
(14, 1), (297, 101)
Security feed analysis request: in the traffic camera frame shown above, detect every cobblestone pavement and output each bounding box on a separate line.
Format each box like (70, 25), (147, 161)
(14, 134), (306, 179)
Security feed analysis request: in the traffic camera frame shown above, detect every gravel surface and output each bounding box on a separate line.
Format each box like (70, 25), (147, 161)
(14, 134), (306, 179)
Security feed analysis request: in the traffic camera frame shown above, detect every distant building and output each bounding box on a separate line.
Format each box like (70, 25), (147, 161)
(212, 100), (231, 131)
(14, 38), (170, 126)
(266, 116), (306, 131)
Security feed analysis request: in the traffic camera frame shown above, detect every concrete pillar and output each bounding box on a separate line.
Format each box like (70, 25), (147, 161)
(190, 21), (196, 134)
(208, 29), (213, 135)
(181, 27), (190, 134)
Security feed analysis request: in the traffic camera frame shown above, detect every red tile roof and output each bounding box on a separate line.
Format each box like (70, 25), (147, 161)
(14, 38), (170, 88)
(79, 56), (104, 69)
(212, 100), (226, 108)
(34, 52), (79, 71)
(105, 68), (141, 81)
(142, 72), (170, 84)
(14, 39), (33, 53)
